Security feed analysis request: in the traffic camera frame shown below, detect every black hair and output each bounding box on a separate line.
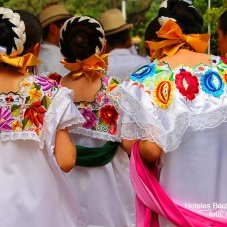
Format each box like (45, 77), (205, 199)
(144, 17), (161, 42)
(60, 16), (104, 62)
(0, 13), (18, 55)
(106, 29), (130, 49)
(158, 0), (203, 34)
(14, 10), (42, 55)
(219, 10), (227, 36)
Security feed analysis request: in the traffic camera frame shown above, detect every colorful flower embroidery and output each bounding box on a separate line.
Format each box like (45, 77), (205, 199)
(0, 76), (59, 135)
(76, 76), (120, 137)
(153, 79), (174, 109)
(24, 101), (46, 128)
(222, 70), (227, 84)
(35, 76), (58, 91)
(130, 64), (156, 83)
(29, 88), (42, 101)
(0, 107), (14, 131)
(200, 70), (224, 97)
(175, 69), (199, 100)
(80, 108), (98, 129)
(100, 105), (118, 126)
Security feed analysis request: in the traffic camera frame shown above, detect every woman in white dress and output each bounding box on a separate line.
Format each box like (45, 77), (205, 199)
(60, 16), (135, 227)
(0, 8), (85, 227)
(109, 0), (227, 226)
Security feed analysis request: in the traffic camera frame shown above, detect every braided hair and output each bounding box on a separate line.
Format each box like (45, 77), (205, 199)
(0, 7), (26, 56)
(158, 0), (203, 34)
(60, 16), (105, 62)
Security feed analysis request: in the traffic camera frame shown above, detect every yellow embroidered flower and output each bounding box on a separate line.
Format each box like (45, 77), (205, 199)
(222, 70), (227, 84)
(11, 120), (22, 131)
(106, 83), (117, 93)
(153, 79), (175, 109)
(29, 88), (42, 101)
(21, 81), (31, 88)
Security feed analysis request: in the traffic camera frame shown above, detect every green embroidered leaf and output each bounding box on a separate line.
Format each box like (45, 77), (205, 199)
(169, 73), (174, 81)
(11, 104), (21, 117)
(22, 118), (33, 130)
(34, 83), (41, 90)
(42, 96), (52, 109)
(111, 78), (119, 85)
(25, 96), (30, 104)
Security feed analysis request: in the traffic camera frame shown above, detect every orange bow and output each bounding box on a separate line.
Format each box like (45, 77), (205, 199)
(0, 53), (40, 74)
(61, 53), (108, 81)
(146, 19), (210, 59)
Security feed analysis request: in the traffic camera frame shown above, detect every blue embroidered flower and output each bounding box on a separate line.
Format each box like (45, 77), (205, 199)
(130, 64), (156, 83)
(200, 70), (224, 97)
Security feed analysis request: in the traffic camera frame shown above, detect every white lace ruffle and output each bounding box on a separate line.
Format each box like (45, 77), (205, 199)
(69, 127), (121, 142)
(0, 131), (43, 147)
(109, 85), (227, 152)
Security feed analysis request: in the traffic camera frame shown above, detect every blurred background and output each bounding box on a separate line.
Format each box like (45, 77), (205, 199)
(2, 0), (226, 55)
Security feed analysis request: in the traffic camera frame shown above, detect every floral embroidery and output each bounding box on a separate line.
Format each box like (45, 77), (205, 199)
(153, 79), (174, 109)
(106, 78), (118, 93)
(130, 64), (156, 83)
(222, 70), (227, 84)
(80, 108), (98, 129)
(175, 69), (199, 100)
(0, 107), (14, 131)
(0, 75), (59, 135)
(24, 101), (46, 128)
(100, 105), (118, 126)
(200, 70), (224, 97)
(76, 76), (120, 137)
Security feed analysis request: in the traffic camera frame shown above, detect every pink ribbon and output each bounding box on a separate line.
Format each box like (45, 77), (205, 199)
(130, 140), (227, 226)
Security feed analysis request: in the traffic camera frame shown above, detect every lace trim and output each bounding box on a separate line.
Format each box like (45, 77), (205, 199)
(58, 117), (84, 131)
(69, 127), (121, 142)
(110, 85), (227, 152)
(0, 131), (42, 146)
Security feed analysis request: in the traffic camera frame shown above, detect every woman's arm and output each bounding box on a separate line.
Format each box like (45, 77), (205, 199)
(139, 140), (163, 163)
(54, 128), (76, 172)
(121, 139), (163, 163)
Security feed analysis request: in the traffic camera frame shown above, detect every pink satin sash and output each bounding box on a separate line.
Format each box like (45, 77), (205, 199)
(130, 141), (227, 227)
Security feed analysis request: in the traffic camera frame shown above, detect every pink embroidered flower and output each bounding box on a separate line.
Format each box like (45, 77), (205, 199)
(0, 107), (14, 131)
(175, 70), (199, 101)
(96, 92), (104, 103)
(35, 76), (58, 91)
(80, 108), (98, 129)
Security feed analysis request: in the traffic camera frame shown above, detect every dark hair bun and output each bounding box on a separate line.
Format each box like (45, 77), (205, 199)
(60, 16), (105, 62)
(158, 0), (203, 34)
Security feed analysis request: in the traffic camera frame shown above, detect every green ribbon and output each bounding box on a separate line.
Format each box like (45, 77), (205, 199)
(76, 141), (119, 167)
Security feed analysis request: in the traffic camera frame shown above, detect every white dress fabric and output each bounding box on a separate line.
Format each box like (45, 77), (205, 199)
(67, 76), (136, 227)
(0, 74), (85, 227)
(109, 56), (227, 225)
(107, 48), (150, 80)
(38, 41), (69, 76)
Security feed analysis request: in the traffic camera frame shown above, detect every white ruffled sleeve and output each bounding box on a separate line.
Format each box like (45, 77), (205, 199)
(109, 79), (188, 153)
(42, 87), (84, 153)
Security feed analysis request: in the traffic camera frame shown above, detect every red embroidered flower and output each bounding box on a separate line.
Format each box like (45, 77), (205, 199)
(24, 101), (46, 127)
(48, 73), (62, 84)
(175, 70), (199, 101)
(109, 124), (117, 135)
(100, 105), (118, 125)
(221, 57), (227, 64)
